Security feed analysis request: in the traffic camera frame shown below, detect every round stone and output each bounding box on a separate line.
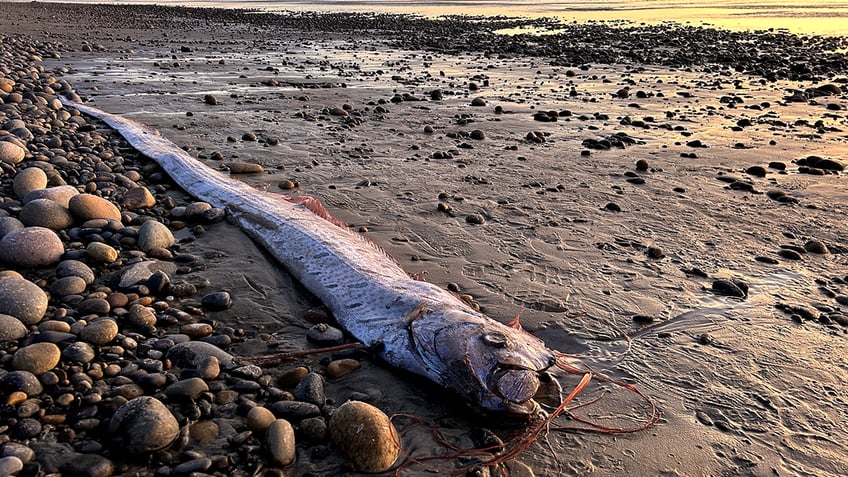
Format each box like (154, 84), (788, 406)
(195, 355), (220, 380)
(0, 313), (28, 341)
(23, 185), (80, 207)
(13, 167), (47, 198)
(265, 419), (296, 467)
(62, 341), (96, 363)
(108, 396), (180, 454)
(86, 242), (118, 263)
(80, 318), (118, 345)
(306, 323), (344, 346)
(201, 291), (232, 310)
(329, 401), (399, 472)
(19, 198), (74, 230)
(0, 227), (64, 267)
(0, 278), (48, 325)
(326, 359), (362, 379)
(50, 275), (87, 297)
(166, 341), (238, 370)
(122, 187), (156, 210)
(165, 377), (209, 401)
(12, 342), (60, 375)
(180, 323), (213, 338)
(0, 456), (24, 476)
(68, 194), (122, 222)
(0, 370), (43, 396)
(0, 141), (26, 164)
(247, 406), (276, 432)
(126, 304), (157, 327)
(0, 217), (24, 239)
(56, 260), (96, 285)
(137, 220), (174, 252)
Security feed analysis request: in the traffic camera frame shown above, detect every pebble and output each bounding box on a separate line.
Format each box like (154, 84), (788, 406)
(277, 366), (309, 388)
(195, 355), (220, 380)
(23, 185), (80, 207)
(50, 275), (87, 297)
(247, 405), (277, 432)
(711, 279), (748, 298)
(266, 419), (296, 467)
(328, 400), (399, 472)
(181, 323), (213, 338)
(80, 318), (119, 345)
(86, 242), (119, 263)
(269, 400), (321, 421)
(226, 162), (264, 174)
(0, 277), (48, 325)
(13, 167), (47, 198)
(293, 373), (325, 408)
(126, 303), (157, 327)
(62, 341), (96, 363)
(326, 359), (361, 379)
(465, 213), (486, 225)
(122, 186), (156, 210)
(0, 216), (24, 239)
(137, 219), (174, 251)
(68, 194), (122, 222)
(118, 260), (176, 289)
(108, 396), (180, 454)
(0, 456), (24, 475)
(0, 370), (43, 397)
(77, 297), (111, 315)
(165, 377), (209, 401)
(56, 259), (96, 284)
(306, 323), (345, 346)
(201, 291), (232, 310)
(19, 198), (74, 230)
(0, 313), (28, 341)
(12, 342), (60, 375)
(0, 227), (64, 267)
(299, 416), (328, 442)
(804, 240), (829, 254)
(0, 141), (26, 164)
(166, 341), (238, 369)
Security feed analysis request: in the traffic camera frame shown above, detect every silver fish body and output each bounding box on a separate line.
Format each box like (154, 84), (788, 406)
(62, 98), (557, 415)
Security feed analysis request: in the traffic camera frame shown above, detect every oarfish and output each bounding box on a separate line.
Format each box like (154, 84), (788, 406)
(61, 97), (559, 416)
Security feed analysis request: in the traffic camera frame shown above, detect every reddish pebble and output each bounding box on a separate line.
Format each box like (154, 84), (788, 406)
(326, 359), (361, 379)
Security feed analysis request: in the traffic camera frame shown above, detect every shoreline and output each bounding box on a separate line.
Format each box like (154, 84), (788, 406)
(1, 2), (848, 476)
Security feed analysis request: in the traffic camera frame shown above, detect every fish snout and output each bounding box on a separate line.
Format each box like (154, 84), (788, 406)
(492, 368), (541, 404)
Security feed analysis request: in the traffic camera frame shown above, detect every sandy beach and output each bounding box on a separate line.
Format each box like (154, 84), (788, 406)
(1, 2), (847, 476)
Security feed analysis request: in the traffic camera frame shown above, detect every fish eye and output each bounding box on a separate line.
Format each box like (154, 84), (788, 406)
(482, 332), (508, 348)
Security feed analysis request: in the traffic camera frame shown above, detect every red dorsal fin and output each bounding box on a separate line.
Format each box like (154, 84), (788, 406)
(286, 194), (402, 267)
(507, 313), (524, 331)
(288, 195), (351, 230)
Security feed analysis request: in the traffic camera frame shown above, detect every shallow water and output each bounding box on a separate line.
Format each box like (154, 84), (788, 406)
(26, 0), (848, 35)
(36, 14), (848, 475)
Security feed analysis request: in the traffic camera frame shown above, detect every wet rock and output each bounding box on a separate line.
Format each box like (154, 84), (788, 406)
(0, 278), (48, 325)
(0, 227), (64, 267)
(247, 406), (276, 433)
(166, 341), (238, 369)
(137, 220), (174, 252)
(293, 373), (325, 408)
(62, 341), (96, 364)
(326, 359), (361, 379)
(0, 313), (28, 341)
(201, 291), (232, 310)
(266, 419), (296, 467)
(269, 400), (321, 421)
(56, 452), (115, 477)
(0, 141), (26, 164)
(108, 396), (180, 454)
(86, 242), (119, 263)
(80, 318), (118, 345)
(13, 167), (48, 198)
(711, 279), (748, 298)
(329, 401), (399, 472)
(166, 377), (209, 401)
(277, 366), (309, 388)
(195, 355), (220, 380)
(118, 260), (176, 289)
(12, 342), (60, 375)
(68, 194), (122, 222)
(306, 323), (344, 346)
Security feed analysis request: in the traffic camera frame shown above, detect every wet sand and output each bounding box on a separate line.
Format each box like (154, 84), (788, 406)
(2, 2), (848, 476)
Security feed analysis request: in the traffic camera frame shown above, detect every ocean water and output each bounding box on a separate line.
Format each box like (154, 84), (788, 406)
(48, 0), (848, 35)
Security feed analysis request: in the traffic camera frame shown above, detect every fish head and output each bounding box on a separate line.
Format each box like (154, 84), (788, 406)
(418, 310), (556, 416)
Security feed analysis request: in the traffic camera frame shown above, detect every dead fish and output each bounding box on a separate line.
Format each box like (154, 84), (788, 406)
(60, 97), (557, 416)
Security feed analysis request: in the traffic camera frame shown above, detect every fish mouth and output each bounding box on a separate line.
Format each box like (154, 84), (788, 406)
(487, 367), (542, 416)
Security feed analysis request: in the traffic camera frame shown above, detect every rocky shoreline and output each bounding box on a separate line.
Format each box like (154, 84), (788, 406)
(1, 2), (848, 477)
